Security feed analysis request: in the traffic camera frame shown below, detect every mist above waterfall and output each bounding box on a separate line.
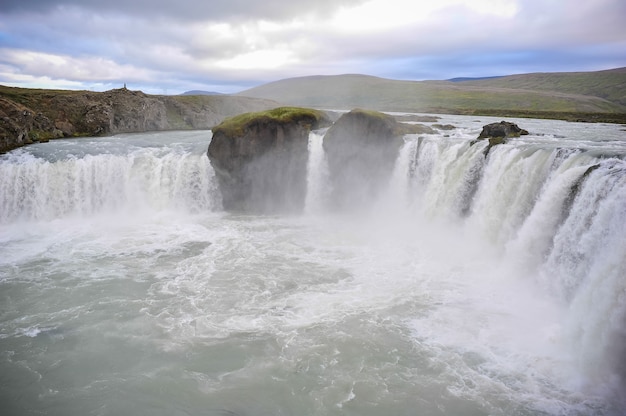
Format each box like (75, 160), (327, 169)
(1, 115), (625, 415)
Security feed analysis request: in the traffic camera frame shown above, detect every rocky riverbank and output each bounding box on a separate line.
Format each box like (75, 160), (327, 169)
(0, 86), (278, 153)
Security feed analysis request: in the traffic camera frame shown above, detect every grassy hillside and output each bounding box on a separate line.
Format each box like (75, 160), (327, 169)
(459, 67), (626, 106)
(237, 69), (626, 121)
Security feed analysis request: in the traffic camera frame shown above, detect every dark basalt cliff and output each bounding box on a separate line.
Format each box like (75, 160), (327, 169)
(208, 107), (331, 213)
(0, 86), (278, 153)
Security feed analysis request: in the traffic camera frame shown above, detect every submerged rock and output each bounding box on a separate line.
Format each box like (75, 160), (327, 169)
(323, 108), (407, 210)
(208, 107), (331, 213)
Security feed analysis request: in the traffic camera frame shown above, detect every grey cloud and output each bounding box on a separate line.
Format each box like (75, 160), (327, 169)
(515, 0), (626, 44)
(1, 0), (625, 94)
(0, 0), (366, 21)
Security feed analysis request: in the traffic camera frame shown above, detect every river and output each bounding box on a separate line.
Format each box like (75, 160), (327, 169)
(1, 116), (625, 415)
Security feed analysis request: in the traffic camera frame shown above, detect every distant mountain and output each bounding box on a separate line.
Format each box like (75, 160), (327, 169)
(447, 76), (504, 82)
(237, 69), (626, 116)
(181, 90), (224, 96)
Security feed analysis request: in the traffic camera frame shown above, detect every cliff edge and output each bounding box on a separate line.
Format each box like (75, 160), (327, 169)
(0, 86), (278, 153)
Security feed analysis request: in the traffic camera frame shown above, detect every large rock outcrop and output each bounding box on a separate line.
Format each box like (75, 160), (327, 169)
(208, 107), (331, 213)
(473, 121), (529, 155)
(323, 109), (415, 210)
(0, 98), (63, 152)
(477, 120), (529, 142)
(0, 85), (277, 153)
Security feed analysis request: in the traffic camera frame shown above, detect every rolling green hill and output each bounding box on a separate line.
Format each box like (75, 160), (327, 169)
(237, 69), (626, 121)
(458, 67), (626, 107)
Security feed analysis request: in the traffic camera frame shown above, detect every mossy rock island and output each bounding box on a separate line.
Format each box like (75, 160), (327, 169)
(472, 120), (529, 155)
(208, 107), (331, 213)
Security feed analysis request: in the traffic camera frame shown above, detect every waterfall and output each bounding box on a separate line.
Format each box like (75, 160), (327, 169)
(503, 165), (588, 274)
(542, 161), (626, 389)
(2, 122), (625, 401)
(293, 122), (622, 393)
(418, 139), (488, 219)
(304, 130), (330, 214)
(390, 134), (626, 391)
(469, 146), (555, 244)
(0, 135), (222, 222)
(385, 137), (418, 208)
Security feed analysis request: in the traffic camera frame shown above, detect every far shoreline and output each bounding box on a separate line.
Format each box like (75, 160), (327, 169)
(433, 108), (626, 125)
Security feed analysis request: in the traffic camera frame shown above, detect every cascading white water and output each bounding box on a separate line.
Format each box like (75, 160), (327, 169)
(305, 130), (330, 214)
(304, 117), (626, 402)
(418, 139), (488, 218)
(0, 131), (221, 222)
(1, 117), (625, 416)
(469, 145), (558, 244)
(541, 161), (626, 392)
(376, 136), (419, 212)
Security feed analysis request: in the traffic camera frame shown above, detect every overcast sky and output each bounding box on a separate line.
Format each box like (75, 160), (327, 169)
(1, 0), (625, 94)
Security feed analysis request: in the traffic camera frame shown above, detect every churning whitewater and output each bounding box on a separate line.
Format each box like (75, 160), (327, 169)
(0, 117), (625, 415)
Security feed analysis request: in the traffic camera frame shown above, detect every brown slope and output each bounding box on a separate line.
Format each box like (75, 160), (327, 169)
(0, 85), (279, 153)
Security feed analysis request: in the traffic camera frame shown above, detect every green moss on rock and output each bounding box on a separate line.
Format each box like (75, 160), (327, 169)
(212, 106), (329, 138)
